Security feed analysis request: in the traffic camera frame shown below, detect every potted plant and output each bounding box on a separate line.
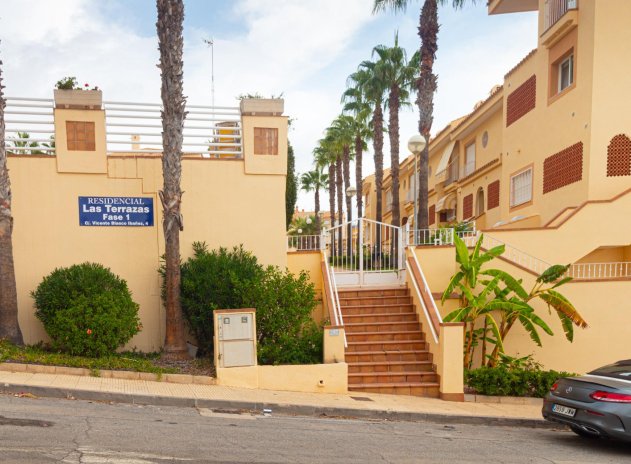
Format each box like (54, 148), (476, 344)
(53, 76), (102, 110)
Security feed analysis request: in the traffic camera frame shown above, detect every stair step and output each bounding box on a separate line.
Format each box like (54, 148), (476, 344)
(346, 340), (427, 352)
(348, 361), (434, 373)
(343, 313), (418, 323)
(348, 382), (440, 397)
(346, 331), (424, 343)
(342, 304), (415, 315)
(345, 350), (432, 363)
(337, 288), (409, 298)
(339, 296), (412, 307)
(344, 321), (422, 333)
(349, 371), (438, 384)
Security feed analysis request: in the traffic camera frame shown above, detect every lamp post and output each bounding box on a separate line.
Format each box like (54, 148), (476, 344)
(408, 134), (427, 230)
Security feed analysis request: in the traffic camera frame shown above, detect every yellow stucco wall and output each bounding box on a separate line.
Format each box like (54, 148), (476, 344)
(286, 251), (324, 322)
(8, 109), (287, 352)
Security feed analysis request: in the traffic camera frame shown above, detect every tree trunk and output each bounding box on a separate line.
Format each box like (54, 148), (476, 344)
(355, 134), (363, 219)
(415, 0), (439, 230)
(328, 163), (336, 257)
(373, 105), (384, 263)
(342, 145), (352, 258)
(389, 85), (401, 268)
(157, 0), (189, 360)
(314, 186), (321, 235)
(0, 50), (24, 345)
(336, 156), (344, 258)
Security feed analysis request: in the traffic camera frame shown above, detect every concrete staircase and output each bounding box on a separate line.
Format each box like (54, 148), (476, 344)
(339, 286), (440, 397)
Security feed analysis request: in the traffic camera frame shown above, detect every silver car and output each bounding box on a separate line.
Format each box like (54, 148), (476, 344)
(542, 360), (631, 441)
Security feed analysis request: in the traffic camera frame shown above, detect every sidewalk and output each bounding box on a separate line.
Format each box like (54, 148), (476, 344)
(0, 369), (551, 428)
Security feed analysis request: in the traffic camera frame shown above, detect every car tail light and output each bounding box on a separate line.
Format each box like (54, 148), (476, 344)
(550, 382), (559, 392)
(590, 391), (631, 403)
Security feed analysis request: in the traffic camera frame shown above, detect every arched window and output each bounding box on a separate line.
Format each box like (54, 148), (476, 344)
(476, 187), (485, 216)
(607, 134), (631, 177)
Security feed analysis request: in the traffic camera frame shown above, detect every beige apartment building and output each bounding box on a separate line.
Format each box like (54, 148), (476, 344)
(366, 0), (631, 233)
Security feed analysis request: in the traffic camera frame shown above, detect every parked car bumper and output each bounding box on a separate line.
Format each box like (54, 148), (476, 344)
(542, 396), (631, 442)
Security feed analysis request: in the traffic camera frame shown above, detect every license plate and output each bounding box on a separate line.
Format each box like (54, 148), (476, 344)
(552, 404), (576, 417)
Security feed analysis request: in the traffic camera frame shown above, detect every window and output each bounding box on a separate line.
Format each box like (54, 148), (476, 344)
(558, 54), (574, 93)
(510, 168), (533, 208)
(464, 142), (476, 176)
(476, 188), (485, 216)
(407, 174), (415, 201)
(385, 190), (392, 211)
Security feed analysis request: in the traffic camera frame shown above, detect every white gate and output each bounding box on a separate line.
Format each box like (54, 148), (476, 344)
(325, 218), (406, 287)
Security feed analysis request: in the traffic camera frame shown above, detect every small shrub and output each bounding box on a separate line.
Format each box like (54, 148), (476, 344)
(174, 243), (322, 364)
(32, 262), (141, 357)
(465, 366), (575, 398)
(175, 243), (263, 356)
(246, 266), (321, 365)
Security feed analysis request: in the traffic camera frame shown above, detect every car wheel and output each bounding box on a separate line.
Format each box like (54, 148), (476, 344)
(570, 425), (600, 439)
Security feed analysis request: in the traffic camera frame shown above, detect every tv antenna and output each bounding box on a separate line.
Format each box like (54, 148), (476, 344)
(203, 38), (215, 108)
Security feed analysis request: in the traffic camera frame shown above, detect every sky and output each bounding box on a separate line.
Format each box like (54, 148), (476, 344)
(0, 0), (538, 212)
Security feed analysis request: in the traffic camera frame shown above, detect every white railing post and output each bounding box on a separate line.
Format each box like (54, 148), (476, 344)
(358, 219), (364, 285)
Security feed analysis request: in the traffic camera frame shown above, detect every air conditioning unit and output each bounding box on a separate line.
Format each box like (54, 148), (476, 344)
(567, 0), (578, 9)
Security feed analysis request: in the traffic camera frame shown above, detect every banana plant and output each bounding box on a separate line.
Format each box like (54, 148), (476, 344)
(442, 234), (587, 368)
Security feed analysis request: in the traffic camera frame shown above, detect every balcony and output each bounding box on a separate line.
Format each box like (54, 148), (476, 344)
(543, 0), (578, 33)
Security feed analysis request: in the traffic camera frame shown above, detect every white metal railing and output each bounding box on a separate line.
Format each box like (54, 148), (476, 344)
(481, 234), (552, 275)
(566, 262), (631, 280)
(287, 235), (321, 251)
(544, 0), (578, 32)
(3, 97), (55, 155)
(407, 250), (441, 344)
(103, 100), (242, 158)
(409, 223), (476, 247)
(322, 250), (347, 347)
(3, 97), (243, 158)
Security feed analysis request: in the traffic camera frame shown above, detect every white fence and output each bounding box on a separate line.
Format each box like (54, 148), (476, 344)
(566, 262), (631, 280)
(287, 235), (322, 251)
(3, 97), (55, 154)
(3, 97), (243, 158)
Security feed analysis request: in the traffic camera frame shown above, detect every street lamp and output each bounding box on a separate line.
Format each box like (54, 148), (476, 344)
(408, 134), (427, 229)
(345, 185), (357, 198)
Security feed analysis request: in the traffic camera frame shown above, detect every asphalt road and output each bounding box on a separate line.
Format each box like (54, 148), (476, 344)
(0, 394), (630, 463)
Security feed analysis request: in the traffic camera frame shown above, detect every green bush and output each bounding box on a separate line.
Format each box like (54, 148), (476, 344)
(176, 243), (322, 364)
(465, 366), (575, 398)
(32, 263), (141, 357)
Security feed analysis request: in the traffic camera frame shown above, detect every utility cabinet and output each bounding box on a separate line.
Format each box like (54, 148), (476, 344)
(213, 309), (257, 368)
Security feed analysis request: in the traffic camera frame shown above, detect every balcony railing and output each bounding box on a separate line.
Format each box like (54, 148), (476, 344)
(3, 97), (243, 158)
(544, 0), (578, 32)
(287, 235), (322, 251)
(444, 156), (460, 187)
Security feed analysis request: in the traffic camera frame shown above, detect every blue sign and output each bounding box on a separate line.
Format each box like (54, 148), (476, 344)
(79, 196), (154, 227)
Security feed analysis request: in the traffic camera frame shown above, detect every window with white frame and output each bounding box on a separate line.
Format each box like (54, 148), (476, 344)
(510, 168), (533, 207)
(464, 142), (476, 176)
(407, 174), (415, 201)
(558, 54), (574, 93)
(386, 190), (393, 210)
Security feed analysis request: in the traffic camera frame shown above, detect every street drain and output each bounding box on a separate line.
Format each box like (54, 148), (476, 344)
(350, 396), (373, 402)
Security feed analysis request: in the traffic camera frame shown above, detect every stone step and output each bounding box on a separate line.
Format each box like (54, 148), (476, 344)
(344, 321), (422, 333)
(339, 296), (412, 307)
(345, 350), (432, 363)
(346, 331), (424, 343)
(348, 382), (440, 397)
(343, 313), (418, 324)
(341, 304), (415, 316)
(348, 371), (439, 385)
(346, 340), (427, 352)
(337, 288), (409, 299)
(348, 360), (434, 374)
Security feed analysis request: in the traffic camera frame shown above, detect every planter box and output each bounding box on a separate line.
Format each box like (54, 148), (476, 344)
(239, 98), (284, 116)
(54, 89), (103, 110)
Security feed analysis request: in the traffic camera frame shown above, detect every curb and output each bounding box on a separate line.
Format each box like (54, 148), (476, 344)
(0, 382), (559, 430)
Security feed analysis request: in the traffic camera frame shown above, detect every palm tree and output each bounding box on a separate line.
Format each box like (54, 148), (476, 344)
(300, 167), (328, 234)
(373, 0), (474, 229)
(342, 77), (372, 220)
(372, 34), (419, 229)
(156, 0), (189, 360)
(314, 139), (337, 254)
(0, 46), (24, 345)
